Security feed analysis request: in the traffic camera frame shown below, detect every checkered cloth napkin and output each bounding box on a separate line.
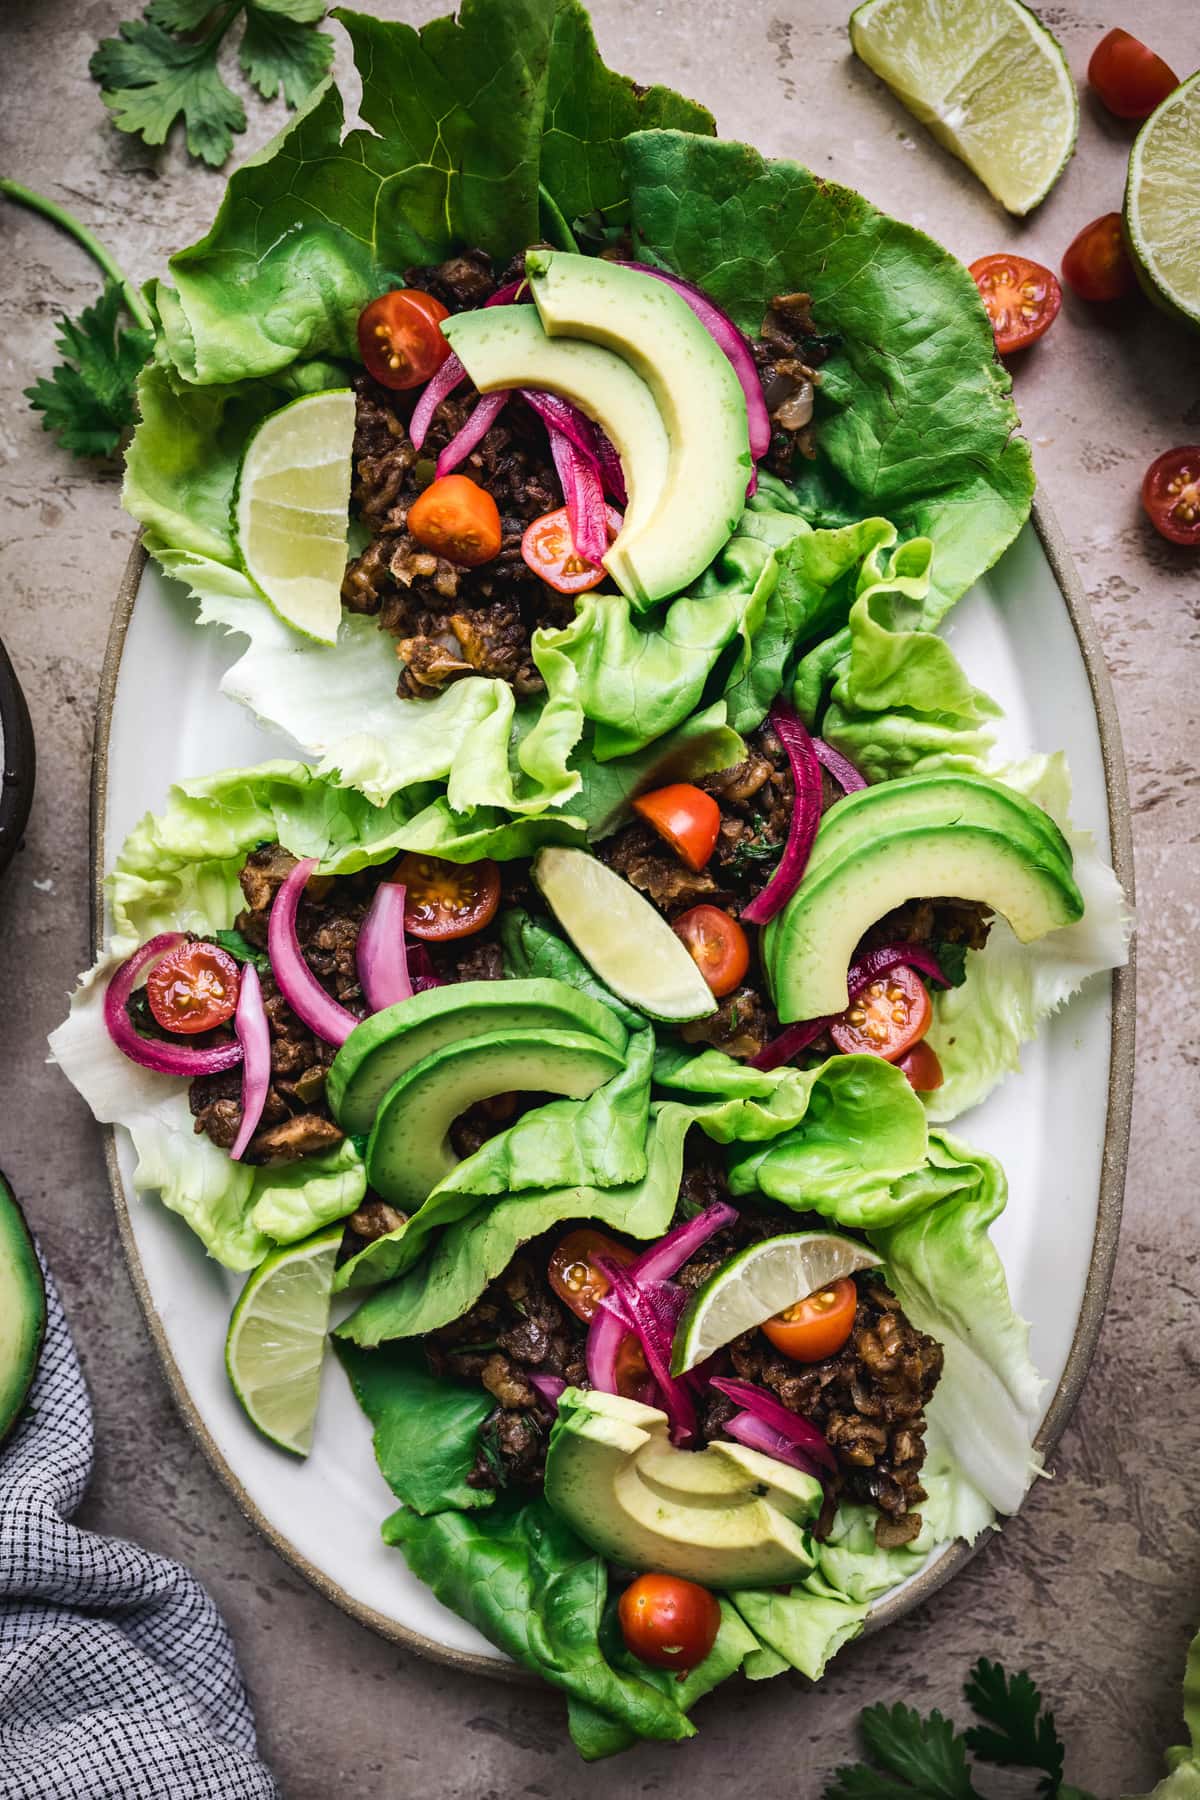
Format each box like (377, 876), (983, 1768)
(0, 1260), (277, 1799)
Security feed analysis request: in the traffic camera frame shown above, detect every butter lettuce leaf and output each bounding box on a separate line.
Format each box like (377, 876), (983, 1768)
(333, 1340), (495, 1515)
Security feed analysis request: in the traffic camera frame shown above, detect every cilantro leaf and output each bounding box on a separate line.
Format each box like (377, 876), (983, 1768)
(932, 940), (970, 988)
(23, 282), (152, 458)
(90, 15), (248, 167)
(212, 928), (271, 974)
(144, 0), (223, 27)
(240, 1), (334, 106)
(825, 1703), (981, 1800)
(963, 1660), (1067, 1795)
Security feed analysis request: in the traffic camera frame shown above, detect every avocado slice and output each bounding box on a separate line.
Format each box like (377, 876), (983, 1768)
(544, 1388), (821, 1588)
(769, 822), (1085, 1022)
(0, 1173), (46, 1447)
(526, 251), (752, 605)
(365, 1028), (625, 1208)
(805, 772), (1075, 882)
(441, 305), (669, 548)
(327, 977), (628, 1137)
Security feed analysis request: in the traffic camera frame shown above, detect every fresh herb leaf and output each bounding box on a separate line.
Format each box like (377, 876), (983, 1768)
(728, 835), (783, 879)
(23, 282), (153, 458)
(239, 0), (335, 108)
(932, 941), (970, 989)
(963, 1660), (1067, 1794)
(213, 928), (271, 974)
(825, 1702), (981, 1800)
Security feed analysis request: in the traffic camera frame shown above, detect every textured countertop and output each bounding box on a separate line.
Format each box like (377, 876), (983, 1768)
(2, 2), (1198, 1792)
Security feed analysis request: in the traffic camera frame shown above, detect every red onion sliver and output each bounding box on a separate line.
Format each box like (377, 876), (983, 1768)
(408, 943), (443, 993)
(521, 389), (601, 465)
(229, 963), (271, 1161)
(628, 1202), (737, 1286)
(709, 1377), (835, 1472)
(267, 859), (357, 1047)
(484, 280), (527, 307)
(617, 262), (771, 462)
(812, 738), (866, 793)
(103, 933), (244, 1078)
(435, 389), (511, 478)
(356, 882), (413, 1013)
(747, 1017), (829, 1073)
(548, 428), (608, 565)
(528, 1373), (566, 1411)
(724, 1410), (823, 1480)
(749, 943), (950, 1070)
(594, 428), (627, 507)
(598, 1266), (696, 1446)
(409, 352), (465, 452)
(741, 703), (823, 927)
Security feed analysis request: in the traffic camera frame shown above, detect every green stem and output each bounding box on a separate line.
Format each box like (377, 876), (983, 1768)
(538, 183), (580, 255)
(0, 179), (153, 332)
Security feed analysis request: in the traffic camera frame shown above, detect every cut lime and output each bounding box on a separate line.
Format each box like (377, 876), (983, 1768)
(234, 389), (355, 644)
(531, 847), (716, 1023)
(225, 1223), (342, 1456)
(671, 1231), (881, 1375)
(1125, 72), (1200, 331)
(850, 0), (1078, 215)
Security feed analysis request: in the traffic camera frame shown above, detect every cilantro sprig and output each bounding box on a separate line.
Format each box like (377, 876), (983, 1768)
(90, 0), (334, 169)
(1, 180), (153, 460)
(824, 1660), (1097, 1800)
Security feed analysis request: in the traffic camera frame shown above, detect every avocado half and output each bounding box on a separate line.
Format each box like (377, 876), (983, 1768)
(0, 1173), (47, 1447)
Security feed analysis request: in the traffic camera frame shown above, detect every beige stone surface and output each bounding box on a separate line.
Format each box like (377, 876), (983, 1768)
(1, 0), (1199, 1791)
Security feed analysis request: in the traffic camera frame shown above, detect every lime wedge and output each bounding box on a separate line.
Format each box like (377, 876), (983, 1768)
(850, 0), (1078, 215)
(1125, 72), (1200, 331)
(671, 1231), (881, 1375)
(225, 1224), (341, 1456)
(234, 389), (355, 644)
(531, 847), (716, 1023)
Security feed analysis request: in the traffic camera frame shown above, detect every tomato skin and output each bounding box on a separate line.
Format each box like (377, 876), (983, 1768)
(407, 474), (502, 568)
(1061, 214), (1138, 303)
(969, 255), (1062, 355)
(146, 940), (240, 1035)
(613, 1334), (655, 1404)
(761, 1275), (858, 1362)
(898, 1040), (944, 1093)
(618, 1573), (721, 1674)
(358, 289), (450, 390)
(548, 1229), (637, 1323)
(829, 964), (932, 1061)
(633, 784), (721, 873)
(1088, 29), (1178, 121)
(395, 853), (501, 940)
(672, 906), (750, 999)
(521, 505), (623, 593)
(1142, 447), (1200, 547)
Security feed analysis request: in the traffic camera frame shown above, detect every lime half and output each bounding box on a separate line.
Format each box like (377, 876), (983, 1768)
(1125, 72), (1200, 331)
(671, 1231), (881, 1375)
(234, 388), (355, 644)
(226, 1224), (342, 1456)
(850, 0), (1078, 215)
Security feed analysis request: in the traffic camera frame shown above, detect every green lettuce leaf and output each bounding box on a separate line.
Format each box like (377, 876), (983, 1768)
(333, 1340), (495, 1514)
(1124, 1622), (1200, 1799)
(382, 1497), (696, 1747)
(729, 1578), (869, 1683)
(499, 908), (645, 1029)
(569, 702), (745, 842)
(626, 128), (1034, 617)
(248, 1139), (366, 1241)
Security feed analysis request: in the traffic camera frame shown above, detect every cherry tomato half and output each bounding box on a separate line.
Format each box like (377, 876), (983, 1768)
(357, 288), (450, 390)
(898, 1040), (945, 1094)
(969, 255), (1062, 355)
(633, 784), (721, 873)
(761, 1275), (858, 1362)
(520, 505), (623, 594)
(1142, 447), (1200, 547)
(829, 964), (932, 1061)
(407, 474), (502, 568)
(146, 939), (240, 1035)
(1061, 214), (1138, 303)
(395, 853), (501, 940)
(618, 1573), (721, 1674)
(672, 906), (750, 999)
(548, 1229), (637, 1323)
(614, 1334), (655, 1405)
(1088, 28), (1178, 121)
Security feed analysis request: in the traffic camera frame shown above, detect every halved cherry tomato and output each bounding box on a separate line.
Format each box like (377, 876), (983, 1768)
(1061, 214), (1138, 303)
(357, 288), (450, 390)
(761, 1274), (858, 1362)
(614, 1334), (654, 1404)
(146, 940), (240, 1035)
(633, 784), (721, 873)
(407, 474), (502, 568)
(618, 1573), (721, 1673)
(829, 964), (931, 1061)
(520, 505), (623, 594)
(1142, 447), (1200, 547)
(1088, 29), (1178, 121)
(395, 853), (501, 940)
(898, 1040), (944, 1093)
(548, 1228), (637, 1323)
(672, 906), (749, 999)
(969, 255), (1062, 355)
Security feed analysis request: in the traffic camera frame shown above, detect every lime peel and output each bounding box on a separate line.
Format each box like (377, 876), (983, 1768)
(1125, 71), (1200, 330)
(225, 1223), (342, 1457)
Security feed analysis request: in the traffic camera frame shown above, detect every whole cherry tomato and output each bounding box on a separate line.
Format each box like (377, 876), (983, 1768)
(1142, 448), (1200, 547)
(969, 254), (1062, 355)
(357, 288), (451, 390)
(407, 474), (502, 568)
(618, 1573), (721, 1673)
(829, 964), (932, 1062)
(761, 1275), (858, 1362)
(520, 505), (623, 593)
(395, 853), (501, 940)
(1061, 214), (1138, 303)
(898, 1040), (945, 1093)
(146, 940), (240, 1035)
(633, 784), (721, 873)
(548, 1229), (638, 1322)
(1088, 29), (1178, 121)
(672, 906), (750, 999)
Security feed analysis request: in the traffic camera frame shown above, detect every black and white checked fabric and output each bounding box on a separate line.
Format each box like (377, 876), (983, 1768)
(0, 1261), (277, 1799)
